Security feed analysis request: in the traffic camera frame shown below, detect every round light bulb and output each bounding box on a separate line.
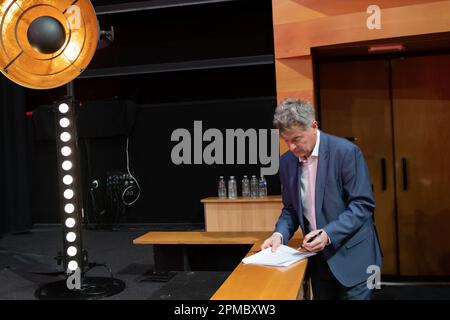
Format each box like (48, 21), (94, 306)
(63, 175), (73, 185)
(61, 146), (72, 156)
(59, 103), (69, 114)
(65, 217), (75, 228)
(60, 132), (71, 142)
(62, 161), (72, 171)
(67, 246), (77, 257)
(65, 203), (74, 214)
(66, 232), (76, 242)
(68, 260), (78, 271)
(59, 118), (70, 128)
(64, 189), (74, 200)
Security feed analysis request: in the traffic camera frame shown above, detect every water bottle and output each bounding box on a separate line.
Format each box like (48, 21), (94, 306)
(218, 176), (227, 198)
(258, 176), (267, 197)
(250, 175), (258, 198)
(242, 175), (250, 197)
(228, 176), (237, 199)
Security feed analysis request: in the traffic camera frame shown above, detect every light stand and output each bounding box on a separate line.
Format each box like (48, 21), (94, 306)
(0, 0), (123, 299)
(34, 83), (125, 300)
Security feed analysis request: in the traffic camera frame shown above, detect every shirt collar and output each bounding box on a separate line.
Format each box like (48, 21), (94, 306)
(312, 129), (320, 157)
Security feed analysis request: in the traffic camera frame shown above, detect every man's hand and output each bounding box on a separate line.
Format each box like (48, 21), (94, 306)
(261, 234), (282, 252)
(298, 229), (329, 252)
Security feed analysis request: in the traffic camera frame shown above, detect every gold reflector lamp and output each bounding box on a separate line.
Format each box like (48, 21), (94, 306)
(0, 0), (99, 89)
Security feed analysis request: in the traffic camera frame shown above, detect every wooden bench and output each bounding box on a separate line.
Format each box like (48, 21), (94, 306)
(133, 231), (307, 300)
(133, 231), (273, 245)
(133, 231), (273, 273)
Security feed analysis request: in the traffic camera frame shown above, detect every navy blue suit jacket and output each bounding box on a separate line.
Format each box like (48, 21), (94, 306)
(275, 131), (382, 287)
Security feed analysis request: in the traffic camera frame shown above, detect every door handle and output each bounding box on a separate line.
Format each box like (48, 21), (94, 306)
(381, 158), (387, 191)
(402, 158), (408, 191)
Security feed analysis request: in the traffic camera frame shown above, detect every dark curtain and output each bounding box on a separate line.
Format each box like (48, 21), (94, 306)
(0, 77), (32, 236)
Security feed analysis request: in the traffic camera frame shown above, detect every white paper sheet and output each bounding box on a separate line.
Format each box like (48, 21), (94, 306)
(242, 245), (316, 267)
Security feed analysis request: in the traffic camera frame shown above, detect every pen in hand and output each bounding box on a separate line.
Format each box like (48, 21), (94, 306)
(307, 230), (323, 243)
(300, 230), (323, 250)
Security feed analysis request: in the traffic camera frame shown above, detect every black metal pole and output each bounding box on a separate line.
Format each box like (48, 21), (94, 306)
(67, 81), (75, 97)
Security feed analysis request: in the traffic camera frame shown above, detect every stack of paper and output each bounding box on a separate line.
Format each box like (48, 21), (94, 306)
(242, 245), (316, 267)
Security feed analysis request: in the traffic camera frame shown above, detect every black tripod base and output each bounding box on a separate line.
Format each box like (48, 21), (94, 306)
(34, 277), (125, 300)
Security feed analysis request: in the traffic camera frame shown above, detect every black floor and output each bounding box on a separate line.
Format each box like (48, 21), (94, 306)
(1, 225), (450, 300)
(0, 225), (230, 300)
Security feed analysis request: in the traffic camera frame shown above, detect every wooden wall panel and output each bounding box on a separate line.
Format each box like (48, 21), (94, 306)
(275, 1), (450, 59)
(275, 56), (314, 153)
(271, 0), (437, 26)
(275, 58), (313, 93)
(272, 0), (450, 126)
(272, 0), (325, 25)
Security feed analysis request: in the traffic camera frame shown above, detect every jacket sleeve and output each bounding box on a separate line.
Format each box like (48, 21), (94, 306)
(274, 164), (299, 245)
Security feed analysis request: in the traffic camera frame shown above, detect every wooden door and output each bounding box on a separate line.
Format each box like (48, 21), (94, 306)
(392, 54), (450, 275)
(318, 59), (398, 274)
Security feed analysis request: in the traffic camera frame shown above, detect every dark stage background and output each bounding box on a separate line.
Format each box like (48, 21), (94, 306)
(28, 98), (280, 225)
(0, 79), (33, 236)
(1, 0), (279, 231)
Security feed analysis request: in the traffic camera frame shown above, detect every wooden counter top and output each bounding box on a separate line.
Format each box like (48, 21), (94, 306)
(211, 236), (306, 300)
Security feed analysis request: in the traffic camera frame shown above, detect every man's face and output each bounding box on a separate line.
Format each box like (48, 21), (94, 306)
(280, 121), (318, 159)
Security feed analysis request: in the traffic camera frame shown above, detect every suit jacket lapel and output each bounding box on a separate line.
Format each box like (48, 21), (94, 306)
(315, 132), (329, 228)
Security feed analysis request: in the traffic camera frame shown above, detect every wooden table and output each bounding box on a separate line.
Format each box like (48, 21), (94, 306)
(201, 196), (283, 231)
(134, 231), (307, 300)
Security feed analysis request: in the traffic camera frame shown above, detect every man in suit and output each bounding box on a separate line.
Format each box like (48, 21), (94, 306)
(262, 98), (382, 300)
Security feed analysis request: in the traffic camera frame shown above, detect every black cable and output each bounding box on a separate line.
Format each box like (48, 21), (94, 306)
(122, 136), (140, 206)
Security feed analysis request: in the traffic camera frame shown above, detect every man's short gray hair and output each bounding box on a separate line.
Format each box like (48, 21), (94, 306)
(273, 98), (316, 132)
